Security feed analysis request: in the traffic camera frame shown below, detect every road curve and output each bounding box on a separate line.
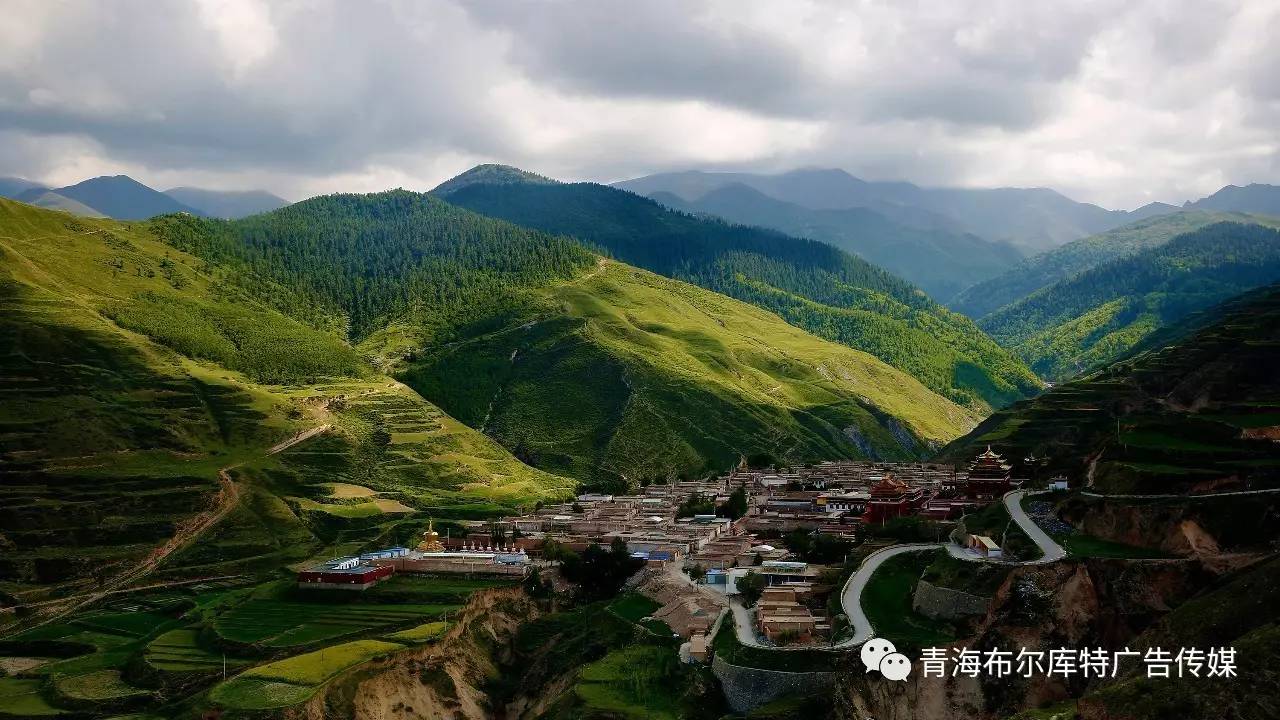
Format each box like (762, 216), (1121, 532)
(1004, 489), (1066, 563)
(726, 489), (1065, 651)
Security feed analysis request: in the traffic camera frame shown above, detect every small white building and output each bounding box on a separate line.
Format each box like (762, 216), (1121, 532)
(967, 534), (1003, 559)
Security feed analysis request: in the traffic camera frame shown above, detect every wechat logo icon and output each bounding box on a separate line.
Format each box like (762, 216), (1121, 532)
(861, 638), (913, 681)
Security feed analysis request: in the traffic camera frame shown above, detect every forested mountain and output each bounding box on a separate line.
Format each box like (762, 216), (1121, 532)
(950, 211), (1280, 319)
(0, 197), (574, 597)
(649, 181), (1023, 301)
(979, 221), (1280, 380)
(18, 175), (203, 220)
(1184, 182), (1280, 215)
(149, 190), (596, 340)
(164, 186), (290, 219)
(435, 165), (1042, 411)
(940, 282), (1280, 497)
(137, 190), (977, 486)
(616, 167), (1129, 252)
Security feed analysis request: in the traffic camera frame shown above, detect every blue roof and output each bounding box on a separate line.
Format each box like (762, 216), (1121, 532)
(649, 551), (674, 560)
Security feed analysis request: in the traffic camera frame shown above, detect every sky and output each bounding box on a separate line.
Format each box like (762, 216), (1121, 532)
(1, 0), (1277, 209)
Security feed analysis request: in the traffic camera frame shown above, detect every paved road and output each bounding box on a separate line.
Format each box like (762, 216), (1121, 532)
(1004, 489), (1066, 563)
(726, 488), (1066, 651)
(1080, 487), (1280, 499)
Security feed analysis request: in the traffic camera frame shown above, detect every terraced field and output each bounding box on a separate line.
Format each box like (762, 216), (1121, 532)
(212, 599), (459, 648)
(267, 385), (574, 520)
(2, 199), (577, 613)
(145, 628), (252, 672)
(0, 575), (497, 718)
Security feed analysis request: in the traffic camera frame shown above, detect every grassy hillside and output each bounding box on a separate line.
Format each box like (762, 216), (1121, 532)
(141, 189), (978, 488)
(435, 166), (1042, 412)
(400, 261), (977, 488)
(940, 282), (1280, 495)
(649, 183), (1024, 303)
(980, 221), (1280, 380)
(0, 198), (572, 605)
(951, 211), (1278, 319)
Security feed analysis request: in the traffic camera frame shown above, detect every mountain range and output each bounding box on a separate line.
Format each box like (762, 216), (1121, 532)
(433, 164), (1043, 412)
(980, 220), (1280, 380)
(645, 181), (1024, 302)
(614, 167), (1128, 253)
(617, 170), (1280, 245)
(0, 174), (288, 219)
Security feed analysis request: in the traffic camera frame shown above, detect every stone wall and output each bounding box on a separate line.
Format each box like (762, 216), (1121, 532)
(711, 655), (838, 713)
(911, 578), (989, 620)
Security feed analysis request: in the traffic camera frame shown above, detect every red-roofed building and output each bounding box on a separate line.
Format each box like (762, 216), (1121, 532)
(862, 475), (927, 525)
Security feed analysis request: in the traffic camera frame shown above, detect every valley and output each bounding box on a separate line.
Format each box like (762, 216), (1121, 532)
(1, 171), (1278, 720)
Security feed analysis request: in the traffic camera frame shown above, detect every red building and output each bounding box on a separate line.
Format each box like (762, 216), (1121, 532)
(963, 446), (1018, 501)
(862, 476), (927, 525)
(297, 557), (394, 590)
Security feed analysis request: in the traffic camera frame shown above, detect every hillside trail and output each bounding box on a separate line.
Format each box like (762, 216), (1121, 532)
(13, 422), (333, 631)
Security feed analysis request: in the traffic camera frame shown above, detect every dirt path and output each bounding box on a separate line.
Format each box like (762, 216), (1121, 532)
(15, 423), (332, 630)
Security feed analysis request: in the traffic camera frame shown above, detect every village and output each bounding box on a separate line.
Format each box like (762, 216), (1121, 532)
(295, 448), (1041, 656)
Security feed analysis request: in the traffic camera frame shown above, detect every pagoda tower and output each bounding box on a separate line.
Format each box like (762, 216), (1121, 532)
(416, 519), (446, 553)
(964, 446), (1013, 500)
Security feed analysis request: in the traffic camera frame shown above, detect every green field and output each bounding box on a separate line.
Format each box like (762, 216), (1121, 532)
(144, 628), (253, 672)
(212, 599), (459, 647)
(209, 636), (426, 710)
(861, 551), (961, 651)
(0, 678), (63, 717)
(574, 645), (684, 720)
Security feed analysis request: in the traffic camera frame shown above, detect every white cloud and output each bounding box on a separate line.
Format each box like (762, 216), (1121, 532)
(0, 0), (1275, 208)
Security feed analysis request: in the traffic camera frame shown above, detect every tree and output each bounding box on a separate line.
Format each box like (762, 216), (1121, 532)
(718, 485), (749, 520)
(737, 571), (766, 606)
(369, 425), (392, 449)
(524, 567), (551, 599)
(559, 540), (644, 602)
(687, 564), (706, 582)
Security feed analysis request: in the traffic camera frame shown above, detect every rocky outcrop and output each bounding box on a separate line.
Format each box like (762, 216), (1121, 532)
(834, 558), (1210, 720)
(912, 579), (990, 621)
(294, 588), (542, 720)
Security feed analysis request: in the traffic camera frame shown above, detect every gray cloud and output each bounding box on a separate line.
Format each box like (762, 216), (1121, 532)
(0, 0), (1276, 208)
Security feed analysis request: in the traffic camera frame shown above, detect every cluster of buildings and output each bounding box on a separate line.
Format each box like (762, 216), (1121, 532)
(733, 448), (1023, 533)
(296, 521), (531, 591)
(297, 450), (1025, 647)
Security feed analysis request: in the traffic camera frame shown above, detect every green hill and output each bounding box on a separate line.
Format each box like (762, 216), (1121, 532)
(939, 282), (1280, 495)
(135, 190), (976, 489)
(0, 198), (573, 601)
(951, 211), (1280, 319)
(434, 165), (1042, 412)
(399, 261), (977, 488)
(979, 221), (1280, 380)
(648, 182), (1024, 303)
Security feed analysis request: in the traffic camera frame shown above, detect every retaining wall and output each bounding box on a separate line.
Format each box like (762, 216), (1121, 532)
(711, 655), (838, 713)
(911, 578), (989, 620)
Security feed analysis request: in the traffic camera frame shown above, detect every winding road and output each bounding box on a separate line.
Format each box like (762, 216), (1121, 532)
(729, 488), (1066, 651)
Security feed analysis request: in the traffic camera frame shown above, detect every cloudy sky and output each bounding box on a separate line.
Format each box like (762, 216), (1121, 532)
(2, 0), (1277, 208)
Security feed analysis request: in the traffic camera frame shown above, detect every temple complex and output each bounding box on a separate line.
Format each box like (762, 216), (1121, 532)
(963, 446), (1018, 500)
